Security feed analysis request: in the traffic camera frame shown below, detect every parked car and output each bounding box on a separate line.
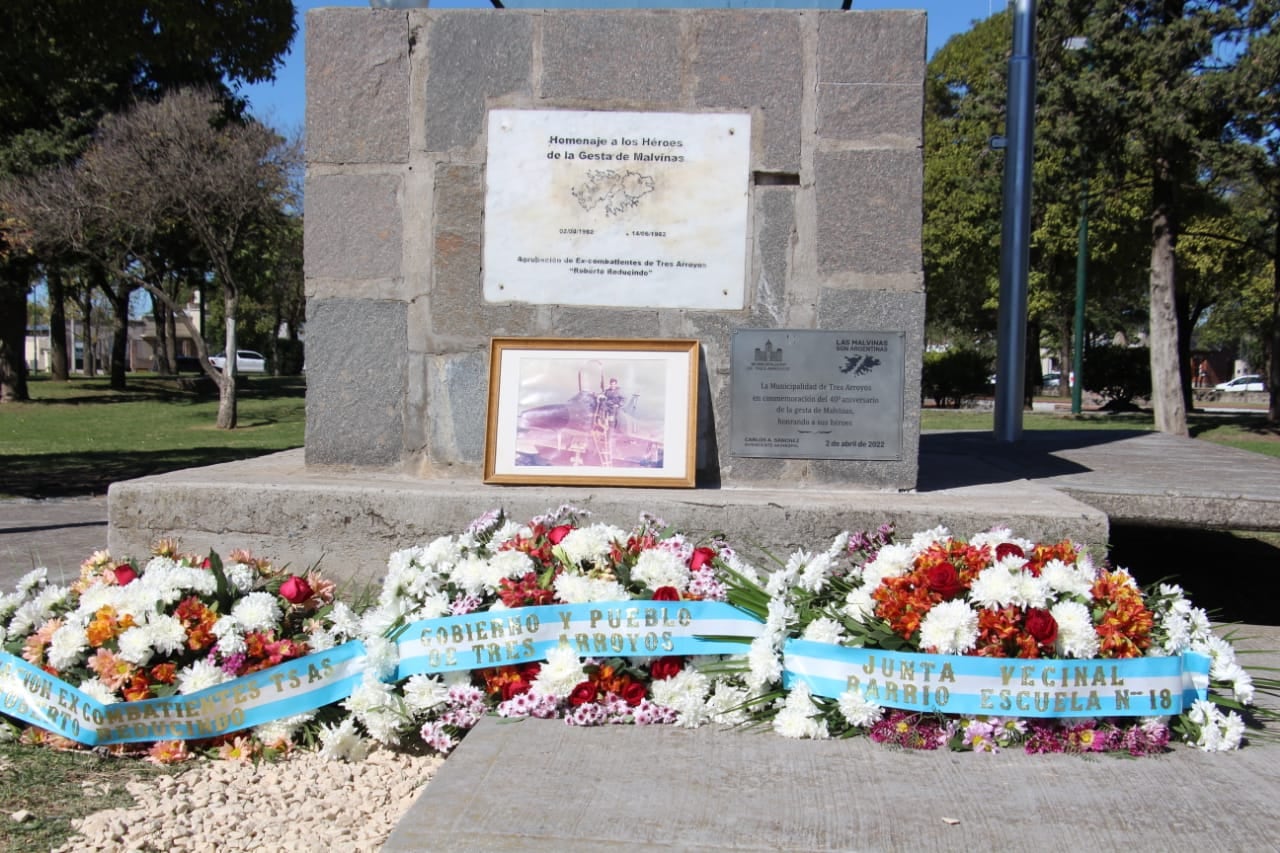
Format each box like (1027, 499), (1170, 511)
(1042, 371), (1061, 388)
(209, 349), (267, 374)
(1214, 375), (1264, 392)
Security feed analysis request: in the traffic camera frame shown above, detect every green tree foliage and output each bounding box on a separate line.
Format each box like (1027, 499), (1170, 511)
(0, 1), (295, 403)
(1084, 344), (1152, 409)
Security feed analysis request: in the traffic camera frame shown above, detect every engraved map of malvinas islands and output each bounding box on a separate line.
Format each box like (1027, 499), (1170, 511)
(571, 169), (655, 217)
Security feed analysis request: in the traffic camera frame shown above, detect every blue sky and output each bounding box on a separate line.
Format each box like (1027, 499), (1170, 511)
(241, 1), (999, 132)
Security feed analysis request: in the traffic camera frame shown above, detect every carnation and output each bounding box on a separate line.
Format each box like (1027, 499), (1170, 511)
(1050, 600), (1100, 659)
(918, 599), (979, 654)
(531, 645), (586, 698)
(801, 617), (846, 645)
(837, 689), (884, 728)
(631, 549), (691, 593)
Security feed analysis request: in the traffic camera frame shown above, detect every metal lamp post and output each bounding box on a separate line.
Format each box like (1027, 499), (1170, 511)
(1065, 36), (1089, 416)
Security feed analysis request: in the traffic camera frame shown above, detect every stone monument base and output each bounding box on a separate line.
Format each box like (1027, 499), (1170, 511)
(107, 449), (1107, 587)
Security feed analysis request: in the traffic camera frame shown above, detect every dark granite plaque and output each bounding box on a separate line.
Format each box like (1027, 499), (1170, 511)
(730, 329), (904, 460)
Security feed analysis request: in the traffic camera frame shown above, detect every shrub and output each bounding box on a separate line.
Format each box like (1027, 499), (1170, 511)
(1083, 345), (1151, 408)
(922, 348), (991, 408)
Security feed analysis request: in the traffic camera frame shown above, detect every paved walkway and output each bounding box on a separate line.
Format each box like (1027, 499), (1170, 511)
(0, 495), (107, 589)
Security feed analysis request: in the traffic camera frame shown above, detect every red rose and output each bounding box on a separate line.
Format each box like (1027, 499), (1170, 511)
(924, 562), (964, 598)
(650, 656), (684, 681)
(995, 543), (1025, 562)
(112, 564), (139, 586)
(279, 575), (314, 604)
(568, 681), (597, 707)
(621, 681), (648, 707)
(1024, 608), (1058, 646)
(652, 586), (681, 601)
(689, 547), (717, 571)
(548, 525), (573, 545)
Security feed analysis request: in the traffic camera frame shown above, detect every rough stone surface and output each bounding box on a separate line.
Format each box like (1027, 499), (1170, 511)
(307, 9), (410, 165)
(305, 300), (408, 466)
(817, 10), (925, 144)
(693, 13), (804, 172)
(815, 149), (922, 277)
(422, 12), (533, 153)
(752, 187), (796, 327)
(427, 350), (489, 467)
(541, 13), (684, 104)
(303, 173), (403, 283)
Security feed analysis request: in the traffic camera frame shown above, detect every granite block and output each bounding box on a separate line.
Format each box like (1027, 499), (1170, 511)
(815, 149), (921, 277)
(303, 172), (403, 281)
(541, 13), (683, 103)
(307, 9), (410, 164)
(304, 299), (408, 466)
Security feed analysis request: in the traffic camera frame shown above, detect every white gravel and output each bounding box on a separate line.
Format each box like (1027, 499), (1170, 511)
(55, 748), (444, 852)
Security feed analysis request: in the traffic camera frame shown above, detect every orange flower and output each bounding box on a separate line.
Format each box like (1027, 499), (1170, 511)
(150, 662), (178, 684)
(122, 672), (153, 702)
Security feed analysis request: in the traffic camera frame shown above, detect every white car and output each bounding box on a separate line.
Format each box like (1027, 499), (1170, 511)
(1214, 375), (1264, 392)
(209, 349), (267, 374)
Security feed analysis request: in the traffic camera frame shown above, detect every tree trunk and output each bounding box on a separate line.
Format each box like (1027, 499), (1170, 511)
(151, 290), (171, 374)
(1175, 285), (1194, 413)
(0, 275), (30, 403)
(79, 287), (95, 377)
(48, 268), (70, 381)
(1269, 223), (1279, 424)
(215, 288), (239, 429)
(1148, 163), (1188, 436)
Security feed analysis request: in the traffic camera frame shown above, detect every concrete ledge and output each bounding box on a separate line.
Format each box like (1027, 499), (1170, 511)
(385, 645), (1280, 853)
(107, 449), (1106, 587)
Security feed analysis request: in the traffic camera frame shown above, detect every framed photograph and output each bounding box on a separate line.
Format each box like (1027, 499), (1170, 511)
(484, 337), (700, 488)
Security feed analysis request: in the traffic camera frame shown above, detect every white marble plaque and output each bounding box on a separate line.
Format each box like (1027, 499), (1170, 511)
(483, 109), (750, 310)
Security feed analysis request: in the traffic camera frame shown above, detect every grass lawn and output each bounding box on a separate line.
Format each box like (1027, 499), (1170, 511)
(0, 375), (305, 499)
(922, 403), (1280, 459)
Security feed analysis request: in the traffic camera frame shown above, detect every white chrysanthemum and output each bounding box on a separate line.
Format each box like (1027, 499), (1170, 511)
(46, 623), (90, 671)
(76, 678), (119, 705)
(557, 524), (624, 566)
(648, 668), (711, 727)
(772, 683), (829, 739)
(490, 519), (525, 545)
(254, 713), (314, 746)
(328, 601), (362, 639)
(146, 613), (189, 656)
(801, 617), (846, 646)
(230, 591), (281, 632)
(797, 551), (833, 594)
(1010, 571), (1050, 609)
(966, 566), (1020, 610)
(531, 645), (586, 698)
(825, 531), (851, 561)
(745, 634), (783, 691)
(1050, 600), (1100, 659)
(16, 567), (49, 595)
(764, 596), (796, 634)
(403, 674), (450, 713)
(491, 549), (536, 579)
(386, 544), (427, 577)
(318, 717), (371, 762)
(364, 636), (400, 682)
(115, 625), (155, 666)
(968, 527), (1032, 553)
(1194, 635), (1240, 681)
(451, 555), (500, 595)
(908, 525), (951, 551)
(212, 615), (246, 656)
(631, 549), (690, 592)
(360, 602), (410, 639)
(843, 587), (876, 622)
(307, 628), (337, 652)
(553, 573), (627, 604)
(7, 585), (71, 637)
(859, 543), (914, 589)
(224, 562), (258, 593)
(177, 659), (231, 694)
(837, 689), (884, 728)
(917, 599), (979, 654)
(704, 681), (752, 726)
(1040, 558), (1095, 599)
(410, 591), (452, 622)
(1219, 662), (1255, 705)
(721, 550), (762, 585)
(421, 535), (464, 568)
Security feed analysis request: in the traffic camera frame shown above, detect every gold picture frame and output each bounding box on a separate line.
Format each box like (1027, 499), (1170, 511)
(484, 337), (699, 488)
